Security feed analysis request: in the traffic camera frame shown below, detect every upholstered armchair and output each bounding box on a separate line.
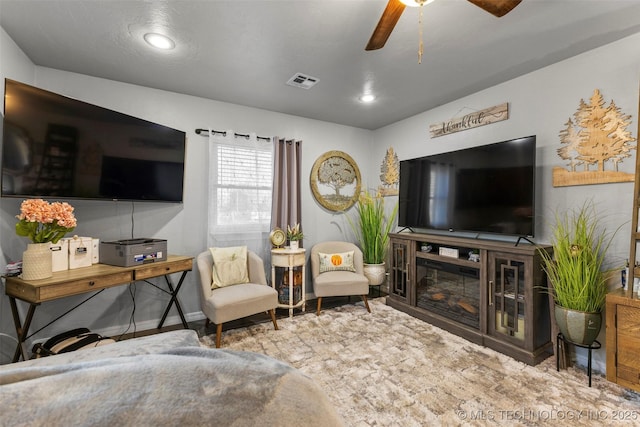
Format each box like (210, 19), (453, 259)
(310, 241), (371, 315)
(196, 249), (279, 348)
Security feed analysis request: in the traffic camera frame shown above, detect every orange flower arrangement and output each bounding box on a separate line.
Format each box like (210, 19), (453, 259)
(15, 199), (77, 244)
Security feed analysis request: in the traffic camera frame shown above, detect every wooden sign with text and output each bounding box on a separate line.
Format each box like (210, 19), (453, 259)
(429, 103), (509, 138)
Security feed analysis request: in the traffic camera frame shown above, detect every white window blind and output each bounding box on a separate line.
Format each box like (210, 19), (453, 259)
(209, 132), (273, 234)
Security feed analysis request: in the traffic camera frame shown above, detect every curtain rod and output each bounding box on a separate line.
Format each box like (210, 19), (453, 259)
(194, 128), (271, 142)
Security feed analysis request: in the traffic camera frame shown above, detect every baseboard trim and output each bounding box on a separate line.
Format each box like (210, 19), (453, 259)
(95, 311), (206, 339)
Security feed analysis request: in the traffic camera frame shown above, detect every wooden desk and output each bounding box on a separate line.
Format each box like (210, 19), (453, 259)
(4, 254), (193, 362)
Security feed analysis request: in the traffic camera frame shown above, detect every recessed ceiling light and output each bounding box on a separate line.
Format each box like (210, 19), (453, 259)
(359, 94), (376, 103)
(143, 33), (175, 50)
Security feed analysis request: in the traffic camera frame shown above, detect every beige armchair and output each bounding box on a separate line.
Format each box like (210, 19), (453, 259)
(311, 241), (371, 315)
(196, 250), (279, 348)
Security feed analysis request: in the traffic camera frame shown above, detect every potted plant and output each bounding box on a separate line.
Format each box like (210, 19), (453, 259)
(286, 223), (304, 249)
(347, 189), (398, 285)
(538, 201), (620, 345)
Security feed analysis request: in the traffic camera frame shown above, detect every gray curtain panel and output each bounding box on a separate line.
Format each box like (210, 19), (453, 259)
(271, 137), (302, 245)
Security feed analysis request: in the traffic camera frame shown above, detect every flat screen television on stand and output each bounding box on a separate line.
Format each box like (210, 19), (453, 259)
(1, 79), (186, 202)
(398, 135), (536, 240)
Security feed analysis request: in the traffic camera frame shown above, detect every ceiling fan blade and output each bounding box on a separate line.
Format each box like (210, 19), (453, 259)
(365, 0), (406, 51)
(466, 0), (523, 17)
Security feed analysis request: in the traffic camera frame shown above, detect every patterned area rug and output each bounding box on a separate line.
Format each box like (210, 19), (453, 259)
(200, 298), (640, 426)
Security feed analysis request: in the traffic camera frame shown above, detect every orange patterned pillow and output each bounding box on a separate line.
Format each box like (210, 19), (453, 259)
(318, 251), (356, 273)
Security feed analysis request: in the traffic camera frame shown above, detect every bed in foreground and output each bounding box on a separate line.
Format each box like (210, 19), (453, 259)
(0, 330), (343, 427)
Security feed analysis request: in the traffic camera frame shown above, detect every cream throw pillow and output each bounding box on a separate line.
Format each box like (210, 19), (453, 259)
(318, 251), (356, 273)
(209, 246), (250, 289)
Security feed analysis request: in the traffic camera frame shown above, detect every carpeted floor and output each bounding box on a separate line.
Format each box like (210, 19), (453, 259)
(199, 298), (640, 426)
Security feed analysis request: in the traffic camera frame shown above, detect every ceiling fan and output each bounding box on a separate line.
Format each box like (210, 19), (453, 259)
(365, 0), (523, 51)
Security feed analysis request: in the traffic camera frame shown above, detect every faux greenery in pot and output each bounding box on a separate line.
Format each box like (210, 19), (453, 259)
(538, 201), (621, 344)
(347, 189), (398, 265)
(286, 223), (304, 241)
(286, 223), (304, 249)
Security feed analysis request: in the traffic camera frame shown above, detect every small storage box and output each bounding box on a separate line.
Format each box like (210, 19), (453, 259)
(91, 238), (100, 264)
(65, 236), (93, 269)
(50, 240), (69, 272)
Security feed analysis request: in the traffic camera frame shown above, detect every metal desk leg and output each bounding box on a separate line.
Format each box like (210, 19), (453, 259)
(157, 271), (189, 329)
(9, 297), (37, 362)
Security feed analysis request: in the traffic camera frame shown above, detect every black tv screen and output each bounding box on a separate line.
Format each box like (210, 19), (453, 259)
(398, 136), (536, 237)
(1, 79), (186, 202)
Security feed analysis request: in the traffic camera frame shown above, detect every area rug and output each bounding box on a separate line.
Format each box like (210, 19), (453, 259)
(200, 298), (640, 426)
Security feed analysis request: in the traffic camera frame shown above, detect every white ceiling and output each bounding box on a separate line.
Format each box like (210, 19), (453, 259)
(1, 0), (639, 130)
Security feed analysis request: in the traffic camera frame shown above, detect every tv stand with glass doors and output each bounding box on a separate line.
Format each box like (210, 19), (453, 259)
(387, 232), (552, 365)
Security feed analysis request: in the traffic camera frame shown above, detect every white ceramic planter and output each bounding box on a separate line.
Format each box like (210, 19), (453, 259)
(363, 262), (386, 286)
(22, 242), (53, 280)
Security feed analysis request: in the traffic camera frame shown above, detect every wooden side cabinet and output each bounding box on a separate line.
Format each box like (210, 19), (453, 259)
(606, 288), (640, 392)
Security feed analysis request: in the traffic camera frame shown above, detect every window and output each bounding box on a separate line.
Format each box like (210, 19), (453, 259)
(209, 136), (273, 233)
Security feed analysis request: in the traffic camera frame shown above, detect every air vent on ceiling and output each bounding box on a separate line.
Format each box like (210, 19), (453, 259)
(286, 73), (319, 89)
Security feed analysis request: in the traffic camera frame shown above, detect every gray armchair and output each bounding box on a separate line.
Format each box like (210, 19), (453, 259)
(196, 250), (279, 348)
(311, 241), (371, 315)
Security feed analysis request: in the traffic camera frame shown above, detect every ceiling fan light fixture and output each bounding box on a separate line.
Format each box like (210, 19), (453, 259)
(143, 33), (176, 50)
(359, 94), (376, 103)
(399, 0), (435, 7)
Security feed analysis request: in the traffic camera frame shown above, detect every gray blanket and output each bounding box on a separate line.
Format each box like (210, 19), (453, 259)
(0, 347), (344, 427)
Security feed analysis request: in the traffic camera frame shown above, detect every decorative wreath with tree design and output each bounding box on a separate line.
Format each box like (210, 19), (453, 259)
(310, 150), (361, 212)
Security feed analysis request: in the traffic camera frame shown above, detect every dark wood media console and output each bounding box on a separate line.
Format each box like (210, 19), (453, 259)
(387, 232), (552, 365)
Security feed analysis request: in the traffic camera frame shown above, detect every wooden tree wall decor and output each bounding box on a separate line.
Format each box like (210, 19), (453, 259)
(553, 89), (637, 187)
(378, 146), (399, 196)
(310, 150), (362, 212)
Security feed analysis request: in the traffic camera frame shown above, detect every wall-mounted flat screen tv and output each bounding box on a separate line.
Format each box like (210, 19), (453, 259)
(1, 79), (186, 202)
(398, 136), (536, 237)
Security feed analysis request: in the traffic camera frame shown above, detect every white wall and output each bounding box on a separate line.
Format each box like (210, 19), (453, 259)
(372, 32), (640, 373)
(0, 27), (374, 363)
(0, 26), (37, 363)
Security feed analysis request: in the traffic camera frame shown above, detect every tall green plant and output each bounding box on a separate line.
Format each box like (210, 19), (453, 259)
(539, 201), (619, 313)
(347, 190), (398, 264)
